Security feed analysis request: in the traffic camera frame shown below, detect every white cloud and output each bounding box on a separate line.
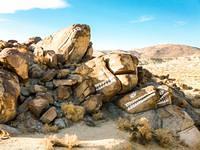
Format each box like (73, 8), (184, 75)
(0, 0), (69, 14)
(130, 15), (155, 24)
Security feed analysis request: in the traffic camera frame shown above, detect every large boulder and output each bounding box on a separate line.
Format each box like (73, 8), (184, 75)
(0, 48), (29, 80)
(34, 24), (91, 63)
(0, 69), (20, 123)
(76, 52), (138, 102)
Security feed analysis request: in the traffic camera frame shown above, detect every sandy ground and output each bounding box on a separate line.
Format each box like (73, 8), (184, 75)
(141, 56), (200, 90)
(0, 120), (183, 150)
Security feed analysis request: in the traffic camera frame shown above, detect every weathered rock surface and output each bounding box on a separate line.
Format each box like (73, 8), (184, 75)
(83, 94), (103, 113)
(0, 69), (20, 123)
(40, 107), (57, 123)
(56, 86), (71, 100)
(28, 97), (49, 117)
(76, 52), (138, 101)
(34, 24), (91, 63)
(0, 48), (29, 80)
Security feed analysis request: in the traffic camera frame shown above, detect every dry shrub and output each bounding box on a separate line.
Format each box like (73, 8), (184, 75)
(42, 124), (58, 134)
(0, 129), (10, 140)
(154, 128), (175, 148)
(130, 117), (152, 144)
(61, 103), (85, 122)
(117, 117), (132, 131)
(44, 134), (79, 150)
(136, 117), (152, 142)
(92, 111), (104, 120)
(117, 117), (152, 145)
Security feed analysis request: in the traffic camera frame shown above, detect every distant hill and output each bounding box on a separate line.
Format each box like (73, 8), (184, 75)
(133, 44), (200, 58)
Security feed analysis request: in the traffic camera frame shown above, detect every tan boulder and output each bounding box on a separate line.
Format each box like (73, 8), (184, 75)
(56, 86), (71, 100)
(74, 79), (95, 103)
(83, 94), (103, 113)
(53, 79), (77, 87)
(41, 69), (57, 82)
(0, 48), (29, 80)
(0, 69), (20, 123)
(117, 86), (159, 114)
(76, 52), (139, 102)
(28, 97), (49, 117)
(35, 24), (91, 63)
(40, 107), (57, 124)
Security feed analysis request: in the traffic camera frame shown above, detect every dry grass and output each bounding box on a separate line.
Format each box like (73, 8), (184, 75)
(61, 103), (85, 122)
(44, 134), (79, 150)
(129, 117), (152, 144)
(153, 128), (175, 148)
(117, 117), (132, 131)
(92, 111), (104, 120)
(0, 129), (10, 140)
(41, 124), (58, 134)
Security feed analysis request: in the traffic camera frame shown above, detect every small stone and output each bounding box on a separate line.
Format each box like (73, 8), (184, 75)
(68, 74), (84, 83)
(63, 118), (72, 128)
(40, 107), (57, 124)
(30, 84), (47, 93)
(54, 118), (66, 129)
(181, 84), (193, 90)
(18, 97), (32, 113)
(36, 92), (54, 104)
(29, 64), (44, 78)
(45, 81), (54, 90)
(28, 97), (49, 117)
(84, 116), (96, 127)
(74, 80), (95, 102)
(53, 79), (77, 87)
(57, 86), (71, 100)
(27, 36), (42, 45)
(20, 87), (30, 96)
(83, 94), (103, 113)
(56, 69), (70, 79)
(41, 69), (57, 82)
(43, 50), (58, 67)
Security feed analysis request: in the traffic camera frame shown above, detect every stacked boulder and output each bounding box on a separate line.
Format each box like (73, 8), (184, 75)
(0, 24), (199, 148)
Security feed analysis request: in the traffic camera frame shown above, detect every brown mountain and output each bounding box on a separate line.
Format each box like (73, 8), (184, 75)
(133, 44), (200, 58)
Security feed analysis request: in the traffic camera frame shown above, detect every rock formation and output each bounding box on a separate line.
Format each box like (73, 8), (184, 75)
(0, 24), (199, 148)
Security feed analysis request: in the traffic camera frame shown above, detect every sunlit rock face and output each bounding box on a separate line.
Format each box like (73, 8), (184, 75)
(0, 69), (20, 123)
(34, 24), (91, 64)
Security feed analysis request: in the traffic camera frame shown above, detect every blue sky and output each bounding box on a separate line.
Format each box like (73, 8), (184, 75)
(0, 0), (199, 50)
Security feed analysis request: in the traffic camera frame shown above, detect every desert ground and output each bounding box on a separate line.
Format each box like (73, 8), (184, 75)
(141, 56), (200, 90)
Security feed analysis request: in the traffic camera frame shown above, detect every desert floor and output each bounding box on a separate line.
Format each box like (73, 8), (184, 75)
(141, 56), (200, 90)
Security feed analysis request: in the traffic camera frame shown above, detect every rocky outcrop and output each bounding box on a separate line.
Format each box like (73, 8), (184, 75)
(75, 52), (138, 101)
(0, 24), (199, 149)
(34, 24), (91, 64)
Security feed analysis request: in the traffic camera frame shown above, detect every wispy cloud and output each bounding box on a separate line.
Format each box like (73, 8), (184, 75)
(175, 20), (187, 26)
(0, 0), (69, 14)
(130, 15), (155, 24)
(0, 18), (10, 22)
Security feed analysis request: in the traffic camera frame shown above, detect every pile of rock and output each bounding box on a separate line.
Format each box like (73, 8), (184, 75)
(0, 24), (200, 148)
